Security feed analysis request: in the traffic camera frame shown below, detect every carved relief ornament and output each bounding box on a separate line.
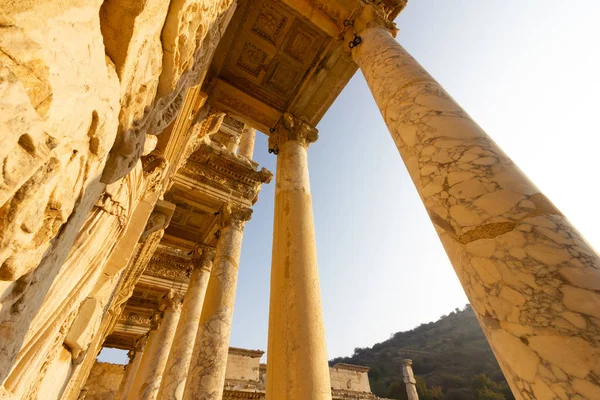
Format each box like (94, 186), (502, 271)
(219, 204), (253, 231)
(345, 1), (400, 44)
(268, 113), (318, 153)
(160, 289), (184, 312)
(192, 245), (216, 271)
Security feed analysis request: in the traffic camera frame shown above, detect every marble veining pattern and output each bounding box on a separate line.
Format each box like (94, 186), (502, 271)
(183, 210), (249, 400)
(352, 23), (600, 400)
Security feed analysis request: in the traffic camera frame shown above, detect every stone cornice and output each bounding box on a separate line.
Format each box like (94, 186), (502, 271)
(179, 142), (272, 204)
(228, 347), (264, 358)
(332, 363), (370, 373)
(145, 246), (191, 281)
(268, 113), (318, 153)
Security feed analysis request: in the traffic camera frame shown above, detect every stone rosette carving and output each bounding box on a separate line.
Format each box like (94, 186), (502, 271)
(268, 113), (318, 154)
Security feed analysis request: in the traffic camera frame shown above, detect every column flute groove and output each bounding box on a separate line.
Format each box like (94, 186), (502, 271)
(348, 4), (600, 399)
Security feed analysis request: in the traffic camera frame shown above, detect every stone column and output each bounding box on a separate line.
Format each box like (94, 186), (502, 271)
(117, 337), (147, 400)
(128, 290), (183, 400)
(238, 124), (256, 160)
(226, 133), (240, 154)
(402, 360), (419, 400)
(158, 246), (216, 400)
(183, 205), (252, 400)
(349, 4), (600, 399)
(266, 113), (331, 400)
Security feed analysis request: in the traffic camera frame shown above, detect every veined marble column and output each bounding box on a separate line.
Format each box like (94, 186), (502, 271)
(158, 246), (216, 400)
(349, 5), (600, 399)
(128, 290), (183, 400)
(266, 113), (331, 400)
(117, 337), (147, 400)
(238, 124), (256, 160)
(402, 360), (419, 400)
(183, 205), (252, 400)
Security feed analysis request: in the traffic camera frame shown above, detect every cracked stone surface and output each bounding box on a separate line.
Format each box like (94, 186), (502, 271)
(266, 114), (332, 400)
(159, 248), (214, 400)
(183, 209), (250, 400)
(352, 19), (600, 400)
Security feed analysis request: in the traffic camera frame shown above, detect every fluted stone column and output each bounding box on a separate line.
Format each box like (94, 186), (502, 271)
(128, 290), (183, 400)
(158, 246), (216, 400)
(183, 205), (252, 400)
(402, 360), (419, 400)
(118, 337), (147, 400)
(238, 124), (256, 160)
(266, 113), (331, 400)
(349, 4), (600, 399)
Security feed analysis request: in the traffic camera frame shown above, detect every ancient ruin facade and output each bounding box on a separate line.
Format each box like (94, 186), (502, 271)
(1, 0), (600, 399)
(83, 348), (391, 400)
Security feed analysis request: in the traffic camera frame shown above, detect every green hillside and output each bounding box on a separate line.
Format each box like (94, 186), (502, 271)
(330, 305), (515, 400)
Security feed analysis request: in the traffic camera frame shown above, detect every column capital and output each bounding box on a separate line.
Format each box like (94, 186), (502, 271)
(345, 2), (399, 46)
(159, 289), (184, 312)
(150, 312), (163, 331)
(219, 204), (252, 231)
(134, 336), (148, 352)
(192, 245), (216, 271)
(242, 124), (255, 136)
(268, 113), (318, 154)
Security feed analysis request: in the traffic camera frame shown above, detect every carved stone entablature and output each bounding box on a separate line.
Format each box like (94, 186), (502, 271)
(223, 115), (245, 132)
(268, 113), (318, 153)
(121, 312), (152, 327)
(143, 243), (192, 281)
(145, 259), (190, 282)
(179, 142), (273, 203)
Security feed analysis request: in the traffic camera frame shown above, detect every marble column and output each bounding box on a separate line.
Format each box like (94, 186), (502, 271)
(128, 290), (183, 400)
(183, 205), (252, 400)
(158, 246), (216, 400)
(238, 124), (256, 160)
(117, 337), (147, 400)
(266, 113), (331, 400)
(349, 4), (600, 399)
(402, 360), (419, 400)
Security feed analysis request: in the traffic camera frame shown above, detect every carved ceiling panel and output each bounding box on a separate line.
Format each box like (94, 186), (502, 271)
(220, 0), (329, 112)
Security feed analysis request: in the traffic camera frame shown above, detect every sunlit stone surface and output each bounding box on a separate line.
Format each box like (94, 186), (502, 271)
(1, 0), (598, 399)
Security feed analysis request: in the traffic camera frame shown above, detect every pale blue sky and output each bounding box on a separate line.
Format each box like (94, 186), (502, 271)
(100, 0), (600, 364)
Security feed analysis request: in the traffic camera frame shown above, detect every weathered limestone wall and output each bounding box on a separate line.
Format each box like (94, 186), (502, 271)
(0, 0), (237, 398)
(329, 364), (372, 394)
(225, 349), (263, 382)
(85, 361), (126, 400)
